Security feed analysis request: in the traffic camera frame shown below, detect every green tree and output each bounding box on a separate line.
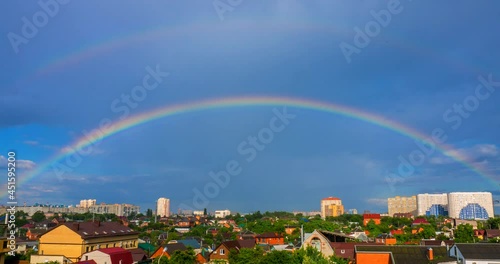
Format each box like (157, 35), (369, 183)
(146, 209), (153, 218)
(170, 248), (197, 263)
(419, 225), (436, 239)
(487, 217), (500, 229)
(454, 224), (474, 243)
(229, 247), (264, 264)
(31, 211), (46, 222)
(260, 250), (298, 264)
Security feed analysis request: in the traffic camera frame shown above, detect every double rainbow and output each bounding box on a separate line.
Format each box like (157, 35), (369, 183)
(7, 95), (495, 199)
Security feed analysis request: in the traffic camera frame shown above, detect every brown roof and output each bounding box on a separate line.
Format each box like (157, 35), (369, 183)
(331, 242), (380, 260)
(40, 221), (138, 239)
(220, 240), (256, 252)
(356, 245), (455, 264)
(485, 229), (500, 238)
(455, 243), (500, 259)
(256, 232), (283, 238)
(420, 240), (454, 246)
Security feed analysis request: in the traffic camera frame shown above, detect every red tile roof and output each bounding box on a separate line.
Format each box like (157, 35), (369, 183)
(363, 214), (381, 219)
(322, 197), (341, 200)
(412, 218), (429, 225)
(98, 247), (133, 264)
(73, 260), (97, 264)
(255, 232), (283, 238)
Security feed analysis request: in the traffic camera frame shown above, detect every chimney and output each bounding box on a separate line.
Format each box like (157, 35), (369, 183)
(73, 223), (79, 231)
(427, 248), (433, 261)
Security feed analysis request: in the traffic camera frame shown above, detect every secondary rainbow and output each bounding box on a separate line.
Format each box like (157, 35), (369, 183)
(27, 22), (482, 80)
(10, 96), (495, 197)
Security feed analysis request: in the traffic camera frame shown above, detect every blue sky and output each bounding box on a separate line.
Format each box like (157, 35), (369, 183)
(1, 0), (499, 214)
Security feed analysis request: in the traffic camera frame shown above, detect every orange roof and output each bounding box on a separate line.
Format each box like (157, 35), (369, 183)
(322, 197), (341, 200)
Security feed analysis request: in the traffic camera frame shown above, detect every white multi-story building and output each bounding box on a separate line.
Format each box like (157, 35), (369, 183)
(89, 203), (140, 217)
(448, 192), (494, 220)
(416, 193), (448, 216)
(214, 209), (231, 218)
(193, 210), (204, 216)
(156, 198), (170, 217)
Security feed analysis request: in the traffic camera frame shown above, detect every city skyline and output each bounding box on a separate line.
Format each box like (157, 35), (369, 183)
(1, 1), (500, 213)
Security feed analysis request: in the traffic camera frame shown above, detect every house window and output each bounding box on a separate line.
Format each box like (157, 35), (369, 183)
(220, 249), (225, 255)
(85, 256), (88, 261)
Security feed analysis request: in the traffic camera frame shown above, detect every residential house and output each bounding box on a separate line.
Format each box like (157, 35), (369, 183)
(330, 242), (380, 262)
(390, 229), (404, 236)
(51, 217), (66, 225)
(452, 219), (477, 229)
(26, 228), (44, 241)
(175, 239), (201, 249)
(375, 234), (396, 245)
(420, 240), (454, 247)
(35, 219), (57, 229)
(393, 213), (413, 219)
(13, 238), (38, 254)
(355, 245), (456, 264)
(302, 230), (357, 257)
(73, 260), (97, 264)
(255, 232), (285, 245)
(363, 214), (381, 225)
(474, 229), (485, 240)
(150, 243), (187, 259)
(137, 243), (156, 257)
(412, 218), (430, 227)
(272, 244), (295, 252)
(35, 221), (139, 262)
(285, 226), (297, 235)
(237, 230), (255, 240)
(449, 243), (500, 264)
(80, 248), (134, 264)
(1, 236), (10, 264)
(30, 255), (72, 264)
(484, 229), (500, 241)
(209, 240), (255, 263)
(128, 248), (148, 263)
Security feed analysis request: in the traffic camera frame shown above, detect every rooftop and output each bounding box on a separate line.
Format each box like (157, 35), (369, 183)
(322, 197), (341, 201)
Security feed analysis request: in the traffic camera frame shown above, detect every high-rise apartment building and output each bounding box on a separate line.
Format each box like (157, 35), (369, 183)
(156, 198), (170, 217)
(79, 199), (96, 208)
(387, 196), (417, 217)
(416, 193), (448, 216)
(448, 192), (494, 219)
(321, 197), (344, 219)
(89, 203), (139, 217)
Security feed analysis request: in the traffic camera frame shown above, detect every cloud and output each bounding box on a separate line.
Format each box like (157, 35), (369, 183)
(0, 155), (36, 169)
(23, 140), (39, 146)
(430, 144), (499, 165)
(366, 198), (387, 206)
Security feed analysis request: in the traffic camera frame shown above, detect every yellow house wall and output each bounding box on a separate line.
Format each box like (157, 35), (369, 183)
(38, 225), (84, 262)
(39, 225), (138, 262)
